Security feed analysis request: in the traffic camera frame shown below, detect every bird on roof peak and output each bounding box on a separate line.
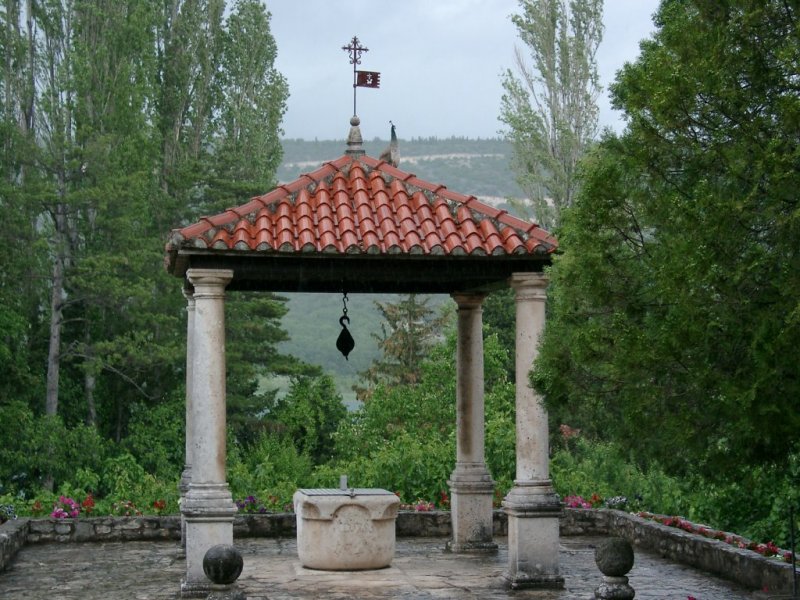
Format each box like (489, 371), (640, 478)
(379, 120), (399, 167)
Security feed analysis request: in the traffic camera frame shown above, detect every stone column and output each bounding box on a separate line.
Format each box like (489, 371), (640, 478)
(446, 293), (496, 553)
(502, 272), (563, 589)
(179, 285), (196, 552)
(181, 269), (237, 598)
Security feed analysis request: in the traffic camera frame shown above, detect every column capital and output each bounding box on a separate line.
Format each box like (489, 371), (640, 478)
(451, 292), (487, 309)
(186, 268), (233, 299)
(509, 272), (548, 301)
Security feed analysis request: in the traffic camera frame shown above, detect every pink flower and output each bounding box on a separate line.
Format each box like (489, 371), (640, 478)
(563, 495), (592, 508)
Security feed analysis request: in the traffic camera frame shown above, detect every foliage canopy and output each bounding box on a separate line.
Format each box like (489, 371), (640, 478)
(536, 0), (800, 478)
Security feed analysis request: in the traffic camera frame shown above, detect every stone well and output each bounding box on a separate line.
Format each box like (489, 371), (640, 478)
(293, 488), (400, 570)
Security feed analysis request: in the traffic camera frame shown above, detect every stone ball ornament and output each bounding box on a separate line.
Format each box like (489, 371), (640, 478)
(594, 537), (634, 576)
(203, 544), (244, 585)
(594, 537), (636, 600)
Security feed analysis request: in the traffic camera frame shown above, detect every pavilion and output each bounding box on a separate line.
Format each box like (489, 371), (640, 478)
(164, 116), (562, 596)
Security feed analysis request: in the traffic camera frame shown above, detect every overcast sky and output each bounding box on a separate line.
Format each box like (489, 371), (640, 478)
(267, 0), (661, 141)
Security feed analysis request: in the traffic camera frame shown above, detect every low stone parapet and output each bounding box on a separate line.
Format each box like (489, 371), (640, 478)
(25, 515), (181, 544)
(597, 509), (798, 597)
(0, 518), (29, 572)
(233, 512), (295, 538)
(2, 508), (797, 594)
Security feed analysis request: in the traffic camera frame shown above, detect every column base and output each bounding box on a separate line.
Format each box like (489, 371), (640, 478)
(502, 479), (563, 590)
(182, 483), (237, 590)
(448, 464), (496, 553)
(179, 464), (191, 550)
(207, 583), (247, 600)
(180, 578), (213, 598)
(445, 540), (498, 553)
(502, 572), (565, 590)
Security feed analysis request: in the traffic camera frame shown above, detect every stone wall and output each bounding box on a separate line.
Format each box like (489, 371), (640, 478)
(1, 508), (797, 595)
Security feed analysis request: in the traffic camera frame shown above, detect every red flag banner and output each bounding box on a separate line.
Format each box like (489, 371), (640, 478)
(356, 70), (381, 88)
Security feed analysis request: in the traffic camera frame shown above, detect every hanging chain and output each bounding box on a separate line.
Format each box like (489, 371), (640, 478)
(342, 292), (349, 318)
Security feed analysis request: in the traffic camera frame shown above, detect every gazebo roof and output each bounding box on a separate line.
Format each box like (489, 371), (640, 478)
(165, 140), (557, 294)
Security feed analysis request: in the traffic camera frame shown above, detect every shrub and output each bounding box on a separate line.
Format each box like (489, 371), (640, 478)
(123, 397), (185, 481)
(550, 437), (687, 515)
(228, 431), (313, 508)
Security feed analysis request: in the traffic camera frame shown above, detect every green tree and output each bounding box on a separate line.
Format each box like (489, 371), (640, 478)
(269, 374), (346, 465)
(156, 0), (224, 210)
(210, 0), (287, 207)
(536, 0), (800, 479)
(355, 294), (447, 400)
(223, 292), (320, 445)
(501, 0), (603, 229)
(0, 0), (294, 495)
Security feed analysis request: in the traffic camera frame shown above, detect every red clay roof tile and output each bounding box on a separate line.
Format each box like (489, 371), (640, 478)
(167, 153), (557, 259)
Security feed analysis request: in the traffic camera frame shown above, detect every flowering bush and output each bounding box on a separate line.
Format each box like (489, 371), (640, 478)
(152, 499), (166, 514)
(81, 494), (95, 515)
(236, 495), (269, 514)
(111, 500), (142, 517)
(604, 495), (628, 510)
(563, 495), (592, 508)
(397, 495), (435, 512)
(1, 504), (16, 523)
(562, 493), (606, 508)
(51, 496), (81, 519)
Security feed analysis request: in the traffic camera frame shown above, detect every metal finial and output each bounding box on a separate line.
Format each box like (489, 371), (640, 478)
(342, 36), (368, 66)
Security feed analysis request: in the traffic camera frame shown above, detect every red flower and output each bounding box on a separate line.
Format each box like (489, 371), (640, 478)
(81, 494), (95, 514)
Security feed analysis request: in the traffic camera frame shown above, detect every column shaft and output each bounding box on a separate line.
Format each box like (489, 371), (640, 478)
(502, 272), (563, 589)
(181, 269), (236, 597)
(447, 293), (496, 553)
(179, 287), (196, 551)
(513, 279), (549, 481)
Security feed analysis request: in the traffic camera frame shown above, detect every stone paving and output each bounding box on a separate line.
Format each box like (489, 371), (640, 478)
(0, 536), (759, 599)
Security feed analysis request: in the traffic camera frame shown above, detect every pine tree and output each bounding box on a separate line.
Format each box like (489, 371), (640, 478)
(356, 295), (447, 400)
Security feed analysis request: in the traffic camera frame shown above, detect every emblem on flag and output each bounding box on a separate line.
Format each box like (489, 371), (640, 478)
(356, 70), (381, 88)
